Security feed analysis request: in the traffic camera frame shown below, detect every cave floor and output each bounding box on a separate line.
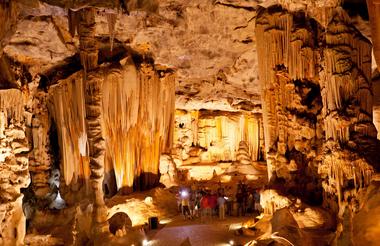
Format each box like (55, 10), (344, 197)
(146, 214), (256, 246)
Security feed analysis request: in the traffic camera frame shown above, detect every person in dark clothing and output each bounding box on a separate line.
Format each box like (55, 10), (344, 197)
(236, 188), (245, 216)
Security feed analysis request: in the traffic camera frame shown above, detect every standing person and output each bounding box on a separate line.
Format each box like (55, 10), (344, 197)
(217, 195), (226, 220)
(189, 191), (195, 219)
(176, 192), (181, 213)
(200, 193), (209, 223)
(209, 191), (218, 218)
(181, 190), (191, 220)
(236, 188), (244, 217)
(194, 191), (201, 218)
(241, 180), (248, 216)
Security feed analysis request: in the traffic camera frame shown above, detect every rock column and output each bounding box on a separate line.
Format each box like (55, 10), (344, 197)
(78, 7), (108, 235)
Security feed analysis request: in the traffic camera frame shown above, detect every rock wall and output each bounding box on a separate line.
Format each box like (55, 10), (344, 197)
(0, 89), (29, 245)
(0, 1), (23, 54)
(256, 5), (378, 211)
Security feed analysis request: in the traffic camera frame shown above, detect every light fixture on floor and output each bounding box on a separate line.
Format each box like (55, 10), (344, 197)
(142, 239), (149, 246)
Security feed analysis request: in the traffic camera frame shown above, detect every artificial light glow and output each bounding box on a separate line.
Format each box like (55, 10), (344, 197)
(246, 174), (259, 181)
(229, 240), (234, 245)
(159, 219), (172, 224)
(256, 214), (264, 219)
(142, 239), (149, 246)
(229, 223), (242, 230)
(181, 190), (189, 198)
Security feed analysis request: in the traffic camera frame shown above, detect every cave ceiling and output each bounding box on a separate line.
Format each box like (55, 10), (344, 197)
(1, 0), (374, 112)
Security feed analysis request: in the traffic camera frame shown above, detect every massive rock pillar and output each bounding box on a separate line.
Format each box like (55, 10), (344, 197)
(256, 6), (320, 184)
(29, 92), (52, 200)
(256, 5), (378, 210)
(78, 7), (108, 235)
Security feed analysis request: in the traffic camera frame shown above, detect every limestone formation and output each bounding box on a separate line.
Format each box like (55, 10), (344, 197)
(174, 110), (264, 163)
(48, 56), (175, 198)
(256, 3), (379, 227)
(159, 154), (177, 188)
(28, 92), (53, 199)
(0, 89), (29, 245)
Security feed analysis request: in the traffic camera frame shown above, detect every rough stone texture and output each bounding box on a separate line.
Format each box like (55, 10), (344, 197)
(159, 154), (177, 188)
(0, 89), (30, 245)
(1, 1), (261, 112)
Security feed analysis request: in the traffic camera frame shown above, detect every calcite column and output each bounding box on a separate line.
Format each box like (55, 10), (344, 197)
(29, 92), (52, 199)
(78, 8), (108, 235)
(0, 89), (30, 245)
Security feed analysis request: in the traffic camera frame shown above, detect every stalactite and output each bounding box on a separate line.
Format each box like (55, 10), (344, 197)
(106, 12), (117, 52)
(68, 9), (79, 37)
(319, 148), (374, 214)
(48, 73), (90, 198)
(102, 60), (175, 191)
(49, 58), (175, 194)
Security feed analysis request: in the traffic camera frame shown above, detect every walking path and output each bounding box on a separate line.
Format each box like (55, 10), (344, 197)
(147, 215), (256, 246)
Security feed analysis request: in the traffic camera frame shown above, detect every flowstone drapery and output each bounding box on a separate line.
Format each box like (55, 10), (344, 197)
(49, 57), (175, 197)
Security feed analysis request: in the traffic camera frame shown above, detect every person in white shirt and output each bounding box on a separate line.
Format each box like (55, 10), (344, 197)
(217, 196), (226, 220)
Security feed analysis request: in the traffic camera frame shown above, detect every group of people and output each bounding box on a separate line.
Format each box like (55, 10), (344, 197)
(176, 180), (262, 221)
